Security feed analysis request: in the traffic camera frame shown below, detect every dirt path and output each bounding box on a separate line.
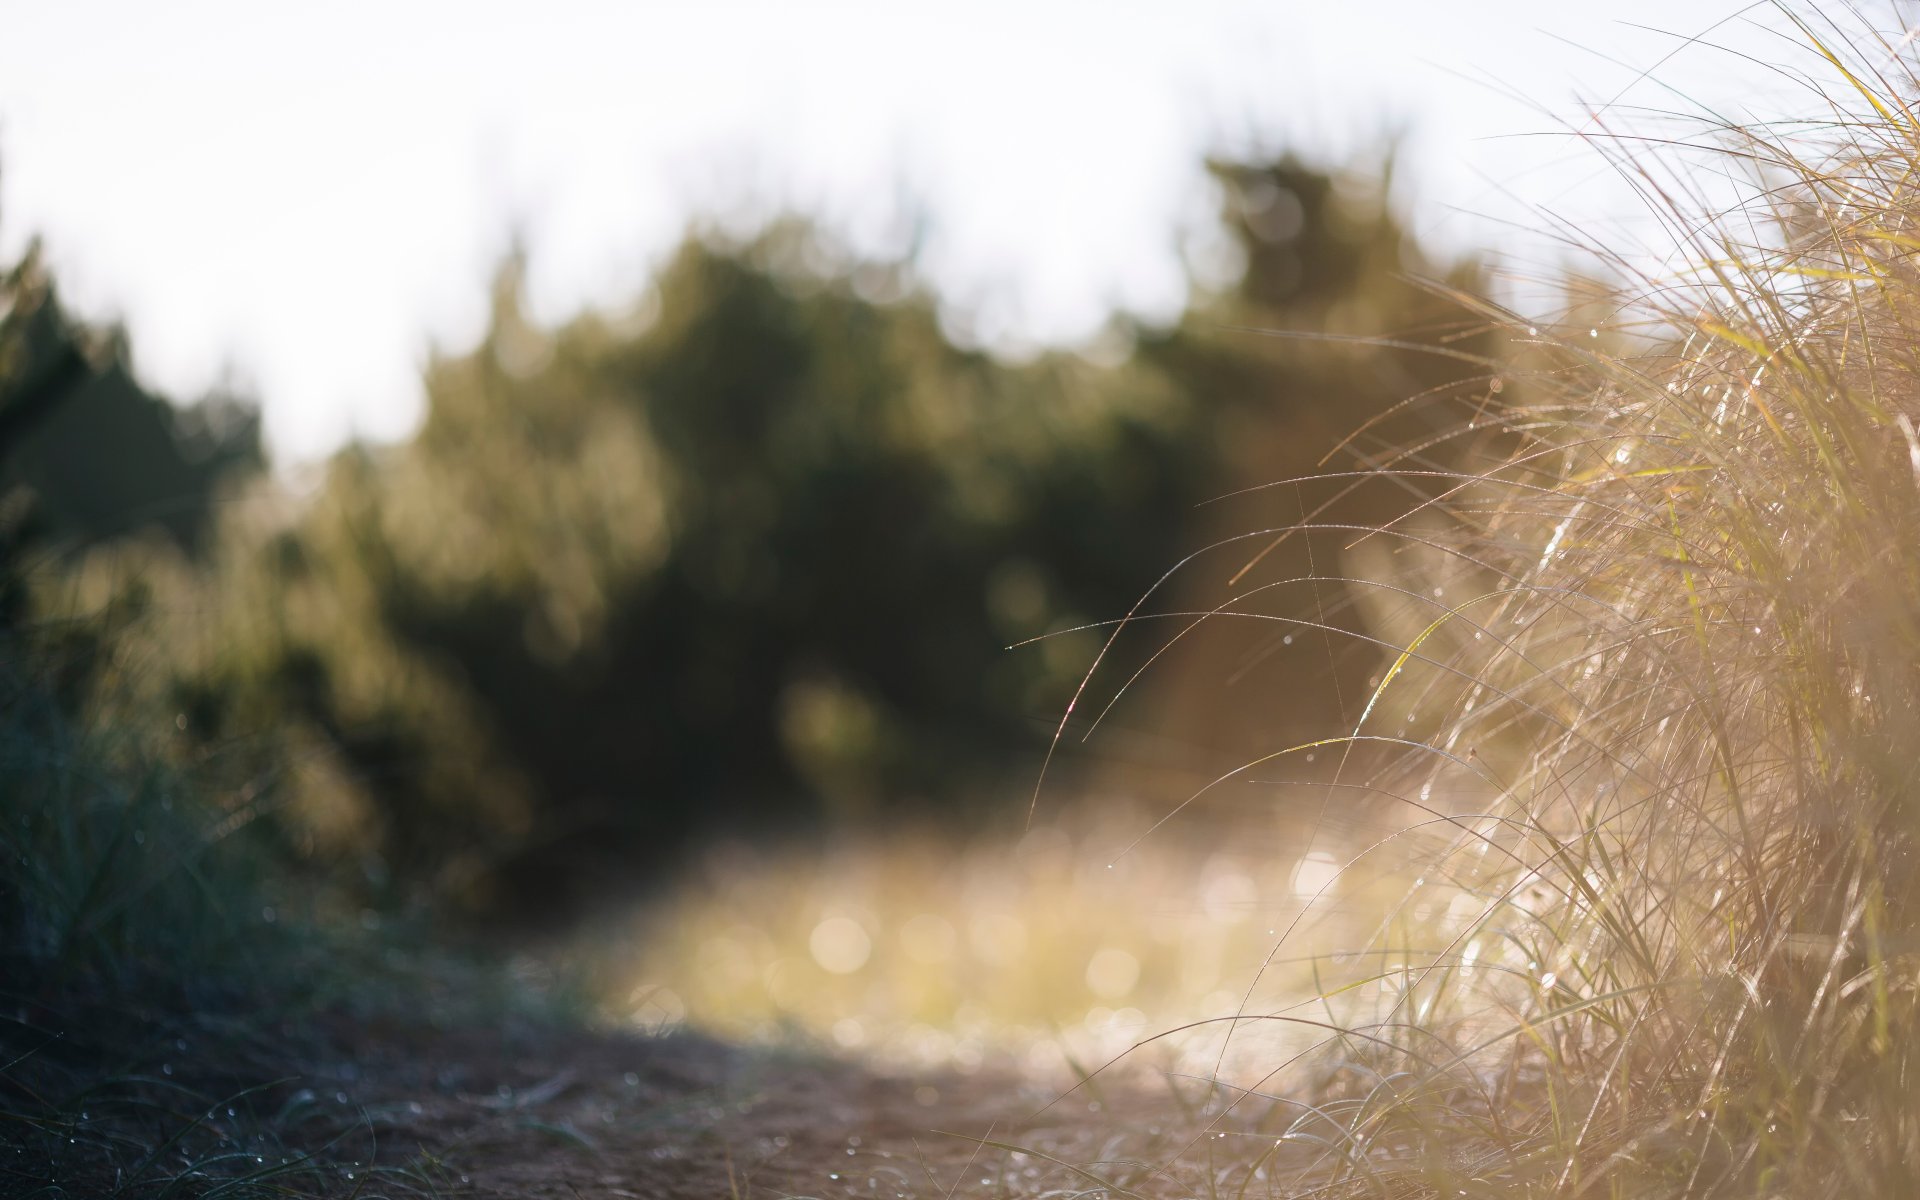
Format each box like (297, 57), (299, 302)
(297, 1022), (1294, 1199)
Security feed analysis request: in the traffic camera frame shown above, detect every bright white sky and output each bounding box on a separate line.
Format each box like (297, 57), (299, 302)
(0, 1), (1822, 461)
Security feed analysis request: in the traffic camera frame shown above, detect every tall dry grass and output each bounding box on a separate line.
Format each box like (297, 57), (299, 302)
(1063, 12), (1920, 1197)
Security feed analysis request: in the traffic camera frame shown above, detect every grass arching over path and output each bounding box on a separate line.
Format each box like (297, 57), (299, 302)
(1050, 16), (1920, 1194)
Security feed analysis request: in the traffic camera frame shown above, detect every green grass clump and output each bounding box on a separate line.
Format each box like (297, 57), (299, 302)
(0, 615), (552, 1197)
(1088, 13), (1920, 1197)
(1, 623), (285, 1193)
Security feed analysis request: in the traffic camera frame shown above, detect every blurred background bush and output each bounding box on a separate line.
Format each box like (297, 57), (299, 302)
(3, 153), (1484, 927)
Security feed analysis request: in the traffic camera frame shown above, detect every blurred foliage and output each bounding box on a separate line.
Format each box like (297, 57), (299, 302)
(136, 230), (1207, 918)
(0, 213), (296, 1003)
(1126, 157), (1491, 771)
(38, 153), (1486, 921)
(0, 238), (262, 576)
(0, 222), (265, 744)
(0, 232), (314, 1196)
(0, 212), (262, 958)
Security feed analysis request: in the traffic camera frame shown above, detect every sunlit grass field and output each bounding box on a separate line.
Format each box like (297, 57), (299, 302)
(582, 788), (1519, 1087)
(592, 807), (1338, 1072)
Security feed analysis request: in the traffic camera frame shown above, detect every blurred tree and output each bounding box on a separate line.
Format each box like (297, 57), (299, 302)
(122, 153), (1487, 922)
(0, 239), (262, 563)
(153, 228), (1205, 919)
(0, 228), (263, 718)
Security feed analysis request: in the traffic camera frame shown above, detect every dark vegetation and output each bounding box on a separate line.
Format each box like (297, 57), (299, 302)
(0, 242), (260, 562)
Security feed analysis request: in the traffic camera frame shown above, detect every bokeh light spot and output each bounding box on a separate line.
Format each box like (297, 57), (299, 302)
(1085, 947), (1140, 998)
(809, 916), (873, 974)
(1291, 852), (1340, 900)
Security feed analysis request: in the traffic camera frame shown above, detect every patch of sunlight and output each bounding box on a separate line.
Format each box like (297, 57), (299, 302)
(577, 795), (1491, 1080)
